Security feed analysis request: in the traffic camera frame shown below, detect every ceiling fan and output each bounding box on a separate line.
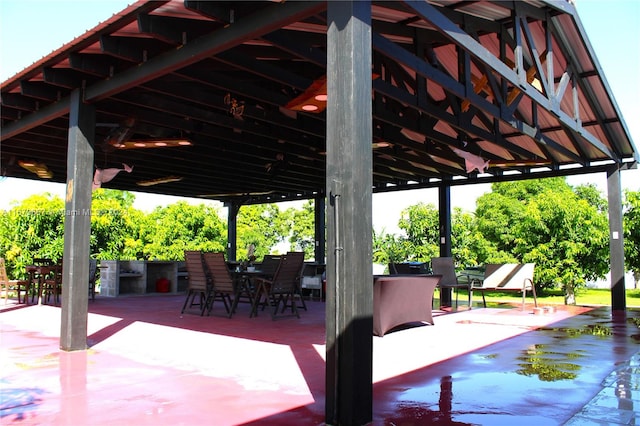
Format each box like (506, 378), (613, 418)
(95, 117), (193, 188)
(101, 117), (193, 150)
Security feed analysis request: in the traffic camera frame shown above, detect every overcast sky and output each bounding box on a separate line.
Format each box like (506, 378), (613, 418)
(1, 0), (638, 234)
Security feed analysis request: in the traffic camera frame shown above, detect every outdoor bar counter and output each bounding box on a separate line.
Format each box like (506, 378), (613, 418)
(99, 260), (179, 297)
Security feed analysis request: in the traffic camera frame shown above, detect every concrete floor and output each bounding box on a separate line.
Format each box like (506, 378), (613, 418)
(1, 294), (638, 425)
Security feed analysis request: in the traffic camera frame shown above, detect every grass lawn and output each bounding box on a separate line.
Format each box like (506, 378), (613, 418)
(441, 288), (640, 308)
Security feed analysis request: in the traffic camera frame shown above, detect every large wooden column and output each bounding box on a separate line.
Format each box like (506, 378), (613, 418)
(325, 2), (373, 425)
(438, 182), (453, 306)
(607, 165), (626, 311)
(60, 88), (95, 351)
(225, 201), (240, 261)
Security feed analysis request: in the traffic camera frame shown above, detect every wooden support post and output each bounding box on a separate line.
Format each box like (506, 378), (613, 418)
(325, 1), (373, 424)
(60, 88), (94, 351)
(438, 182), (453, 307)
(226, 201), (240, 262)
(607, 165), (626, 311)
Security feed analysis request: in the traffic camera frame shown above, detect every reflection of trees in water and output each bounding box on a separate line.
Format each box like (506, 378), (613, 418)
(540, 324), (612, 337)
(516, 344), (584, 381)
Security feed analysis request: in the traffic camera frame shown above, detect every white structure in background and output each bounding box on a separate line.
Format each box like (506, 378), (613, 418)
(586, 271), (637, 289)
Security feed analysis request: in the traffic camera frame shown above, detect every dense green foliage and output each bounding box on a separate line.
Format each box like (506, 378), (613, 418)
(287, 200), (317, 259)
(476, 179), (610, 298)
(237, 204), (289, 261)
(373, 178), (624, 302)
(624, 190), (640, 286)
(451, 207), (482, 268)
(1, 181), (638, 302)
(91, 190), (143, 260)
(397, 203), (440, 262)
(140, 201), (227, 260)
(372, 231), (407, 266)
(0, 190), (317, 279)
(0, 193), (65, 279)
(373, 204), (481, 270)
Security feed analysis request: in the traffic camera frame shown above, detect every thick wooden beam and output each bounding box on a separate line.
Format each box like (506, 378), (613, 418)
(607, 165), (626, 311)
(403, 0), (617, 160)
(226, 201), (240, 262)
(85, 1), (324, 102)
(60, 88), (94, 351)
(325, 2), (373, 425)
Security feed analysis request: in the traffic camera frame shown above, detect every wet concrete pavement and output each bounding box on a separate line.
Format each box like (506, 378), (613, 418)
(1, 295), (638, 425)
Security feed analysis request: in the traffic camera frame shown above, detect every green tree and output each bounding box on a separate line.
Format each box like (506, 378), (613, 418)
(141, 201), (227, 260)
(373, 203), (481, 271)
(372, 230), (412, 267)
(521, 188), (608, 302)
(0, 210), (11, 266)
(0, 193), (65, 279)
(624, 190), (640, 288)
(574, 183), (608, 212)
(396, 203), (439, 262)
(451, 207), (481, 268)
(287, 200), (316, 259)
(90, 189), (143, 260)
(475, 181), (534, 263)
(237, 204), (288, 260)
(475, 178), (609, 302)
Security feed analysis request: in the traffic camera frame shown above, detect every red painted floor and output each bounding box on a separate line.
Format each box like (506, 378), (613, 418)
(1, 294), (638, 425)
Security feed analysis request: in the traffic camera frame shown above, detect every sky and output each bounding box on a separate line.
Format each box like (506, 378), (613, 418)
(1, 0), (639, 234)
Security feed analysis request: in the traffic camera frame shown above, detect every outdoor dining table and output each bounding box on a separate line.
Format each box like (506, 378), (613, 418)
(25, 263), (62, 305)
(231, 269), (270, 313)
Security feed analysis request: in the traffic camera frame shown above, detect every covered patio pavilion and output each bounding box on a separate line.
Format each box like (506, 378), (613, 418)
(1, 1), (637, 424)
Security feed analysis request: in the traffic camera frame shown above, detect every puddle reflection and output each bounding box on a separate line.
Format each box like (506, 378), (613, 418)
(516, 344), (584, 381)
(385, 375), (472, 425)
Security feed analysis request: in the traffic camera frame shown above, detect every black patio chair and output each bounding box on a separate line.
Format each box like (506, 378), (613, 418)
(89, 258), (98, 301)
(430, 257), (472, 309)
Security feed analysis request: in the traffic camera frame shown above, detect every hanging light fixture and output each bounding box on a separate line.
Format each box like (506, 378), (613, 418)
(372, 140), (391, 149)
(110, 138), (193, 150)
(285, 76), (328, 113)
(136, 175), (183, 186)
(285, 73), (380, 113)
(18, 160), (53, 179)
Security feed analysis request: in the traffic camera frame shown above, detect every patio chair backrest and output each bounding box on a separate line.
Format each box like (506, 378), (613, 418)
(259, 254), (282, 277)
(203, 252), (235, 293)
(480, 263), (535, 290)
(270, 252), (304, 294)
(430, 257), (458, 287)
(184, 251), (209, 292)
